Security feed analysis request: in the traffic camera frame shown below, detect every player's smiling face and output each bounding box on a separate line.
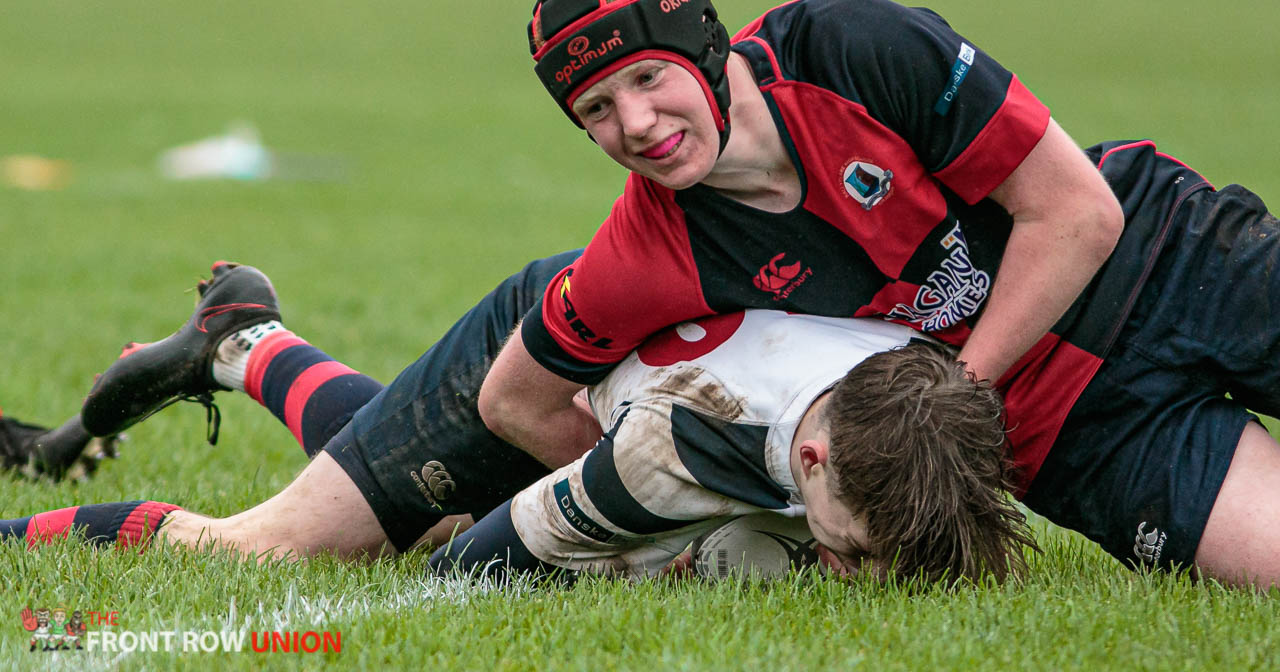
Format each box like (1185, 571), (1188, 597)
(571, 59), (719, 190)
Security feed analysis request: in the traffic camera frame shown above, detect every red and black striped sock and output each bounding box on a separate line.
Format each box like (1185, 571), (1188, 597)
(0, 501), (181, 550)
(244, 332), (383, 457)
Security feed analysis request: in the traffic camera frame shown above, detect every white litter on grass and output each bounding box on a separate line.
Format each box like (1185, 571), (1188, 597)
(156, 121), (347, 182)
(158, 122), (273, 181)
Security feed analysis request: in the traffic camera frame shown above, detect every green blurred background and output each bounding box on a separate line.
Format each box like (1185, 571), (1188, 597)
(1, 2), (1278, 668)
(2, 0), (1278, 506)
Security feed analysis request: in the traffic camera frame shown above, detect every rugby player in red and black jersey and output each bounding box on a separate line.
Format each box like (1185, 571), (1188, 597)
(472, 0), (1280, 587)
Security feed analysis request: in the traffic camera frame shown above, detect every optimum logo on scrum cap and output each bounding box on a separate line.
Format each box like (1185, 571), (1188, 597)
(528, 0), (733, 151)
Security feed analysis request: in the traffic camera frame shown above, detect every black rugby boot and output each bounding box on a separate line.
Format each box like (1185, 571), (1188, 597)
(0, 413), (120, 481)
(81, 262), (280, 440)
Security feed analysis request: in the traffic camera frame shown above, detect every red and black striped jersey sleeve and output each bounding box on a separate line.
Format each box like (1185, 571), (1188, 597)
(739, 0), (1049, 203)
(521, 174), (715, 384)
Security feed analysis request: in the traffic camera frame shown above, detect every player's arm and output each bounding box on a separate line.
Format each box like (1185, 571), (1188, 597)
(957, 119), (1123, 383)
(480, 176), (713, 466)
(478, 328), (601, 469)
(480, 218), (705, 466)
(789, 4), (1123, 382)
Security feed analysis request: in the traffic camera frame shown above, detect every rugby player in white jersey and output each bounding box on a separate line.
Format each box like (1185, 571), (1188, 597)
(433, 309), (1029, 580)
(4, 258), (1031, 582)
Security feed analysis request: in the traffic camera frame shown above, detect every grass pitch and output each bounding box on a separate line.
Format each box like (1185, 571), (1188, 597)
(1, 1), (1278, 670)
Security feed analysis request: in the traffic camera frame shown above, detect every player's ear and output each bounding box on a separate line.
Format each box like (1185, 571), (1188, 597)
(797, 439), (830, 474)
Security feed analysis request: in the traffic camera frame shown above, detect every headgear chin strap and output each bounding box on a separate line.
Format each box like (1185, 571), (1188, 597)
(529, 0), (732, 154)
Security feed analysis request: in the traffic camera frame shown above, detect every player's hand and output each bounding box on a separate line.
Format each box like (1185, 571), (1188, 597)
(21, 607), (37, 631)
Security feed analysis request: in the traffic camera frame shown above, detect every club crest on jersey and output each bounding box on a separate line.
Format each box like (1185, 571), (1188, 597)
(841, 160), (893, 210)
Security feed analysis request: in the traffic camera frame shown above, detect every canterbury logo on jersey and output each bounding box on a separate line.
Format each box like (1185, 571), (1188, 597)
(409, 460), (456, 507)
(887, 224), (990, 331)
(752, 253), (813, 300)
(1133, 522), (1167, 565)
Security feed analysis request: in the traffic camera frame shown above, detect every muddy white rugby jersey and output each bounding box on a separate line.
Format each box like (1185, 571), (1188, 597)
(509, 310), (919, 577)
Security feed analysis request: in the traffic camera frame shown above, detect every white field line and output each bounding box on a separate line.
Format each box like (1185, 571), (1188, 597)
(217, 570), (535, 634)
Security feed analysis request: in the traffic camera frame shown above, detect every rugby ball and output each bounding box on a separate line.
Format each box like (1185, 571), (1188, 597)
(691, 512), (819, 580)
